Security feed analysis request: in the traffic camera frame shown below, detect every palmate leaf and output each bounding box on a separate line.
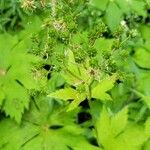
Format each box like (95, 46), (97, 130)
(0, 33), (40, 123)
(49, 67), (116, 111)
(48, 88), (86, 111)
(62, 50), (89, 86)
(111, 107), (128, 136)
(2, 80), (29, 123)
(95, 107), (149, 150)
(0, 96), (99, 150)
(95, 107), (128, 147)
(48, 74), (116, 111)
(48, 88), (78, 101)
(95, 107), (111, 146)
(92, 74), (117, 101)
(48, 50), (89, 111)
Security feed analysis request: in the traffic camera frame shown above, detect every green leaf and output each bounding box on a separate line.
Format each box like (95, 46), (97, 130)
(132, 89), (150, 109)
(96, 107), (128, 146)
(92, 74), (117, 100)
(116, 0), (146, 16)
(104, 2), (123, 31)
(2, 81), (29, 123)
(146, 0), (150, 7)
(144, 141), (150, 150)
(0, 97), (97, 150)
(0, 33), (40, 123)
(111, 107), (128, 136)
(67, 50), (80, 77)
(90, 0), (109, 11)
(140, 25), (150, 52)
(133, 48), (150, 69)
(62, 50), (82, 85)
(70, 32), (88, 45)
(94, 38), (114, 53)
(48, 88), (86, 111)
(130, 0), (146, 17)
(67, 93), (86, 111)
(140, 25), (150, 40)
(141, 96), (150, 108)
(63, 50), (90, 85)
(95, 107), (148, 150)
(145, 117), (150, 137)
(95, 107), (112, 146)
(136, 71), (150, 95)
(119, 124), (148, 147)
(74, 140), (101, 150)
(48, 88), (78, 101)
(115, 0), (130, 14)
(0, 90), (5, 106)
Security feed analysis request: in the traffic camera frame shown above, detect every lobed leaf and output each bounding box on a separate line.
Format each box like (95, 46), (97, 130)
(92, 74), (117, 101)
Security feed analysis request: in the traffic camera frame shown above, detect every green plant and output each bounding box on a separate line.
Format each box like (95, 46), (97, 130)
(0, 0), (150, 149)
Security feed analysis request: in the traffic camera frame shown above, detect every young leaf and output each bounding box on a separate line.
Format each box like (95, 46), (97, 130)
(67, 93), (86, 111)
(67, 50), (80, 77)
(48, 88), (78, 101)
(48, 88), (86, 111)
(63, 50), (89, 86)
(92, 74), (117, 101)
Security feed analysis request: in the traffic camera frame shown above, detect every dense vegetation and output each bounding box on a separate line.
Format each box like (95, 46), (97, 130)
(0, 0), (150, 149)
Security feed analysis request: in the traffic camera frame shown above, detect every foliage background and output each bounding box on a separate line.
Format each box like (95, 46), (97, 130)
(0, 0), (150, 149)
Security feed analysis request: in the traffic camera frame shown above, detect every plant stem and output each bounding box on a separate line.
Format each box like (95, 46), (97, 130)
(87, 78), (94, 117)
(120, 36), (130, 47)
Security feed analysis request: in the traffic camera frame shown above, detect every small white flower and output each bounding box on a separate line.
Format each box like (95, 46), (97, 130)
(121, 20), (126, 26)
(120, 20), (128, 30)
